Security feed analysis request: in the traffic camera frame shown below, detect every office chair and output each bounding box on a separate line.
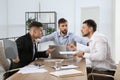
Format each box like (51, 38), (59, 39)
(0, 41), (19, 80)
(88, 62), (120, 80)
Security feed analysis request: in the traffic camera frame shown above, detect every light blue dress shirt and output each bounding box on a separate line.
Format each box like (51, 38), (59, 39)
(40, 31), (87, 45)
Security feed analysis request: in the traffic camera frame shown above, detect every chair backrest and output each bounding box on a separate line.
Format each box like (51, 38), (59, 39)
(0, 40), (10, 71)
(114, 62), (120, 80)
(3, 39), (19, 59)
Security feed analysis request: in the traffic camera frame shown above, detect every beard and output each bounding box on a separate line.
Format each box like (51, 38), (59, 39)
(82, 32), (90, 37)
(61, 30), (67, 35)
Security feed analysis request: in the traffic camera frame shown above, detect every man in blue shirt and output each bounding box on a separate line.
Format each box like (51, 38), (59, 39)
(40, 18), (87, 45)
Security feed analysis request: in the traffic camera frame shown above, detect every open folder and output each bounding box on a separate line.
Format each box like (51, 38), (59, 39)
(50, 69), (83, 78)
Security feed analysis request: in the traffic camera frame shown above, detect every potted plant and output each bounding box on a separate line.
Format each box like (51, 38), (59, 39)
(46, 27), (55, 35)
(26, 17), (36, 27)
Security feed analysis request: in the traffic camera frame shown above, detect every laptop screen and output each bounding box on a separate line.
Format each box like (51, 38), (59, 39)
(49, 45), (67, 59)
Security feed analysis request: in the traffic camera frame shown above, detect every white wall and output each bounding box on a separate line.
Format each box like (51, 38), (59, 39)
(0, 0), (8, 38)
(7, 0), (39, 37)
(115, 0), (120, 63)
(81, 7), (100, 25)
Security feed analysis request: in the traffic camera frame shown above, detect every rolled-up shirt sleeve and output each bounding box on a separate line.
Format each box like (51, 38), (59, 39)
(73, 35), (87, 45)
(40, 32), (55, 43)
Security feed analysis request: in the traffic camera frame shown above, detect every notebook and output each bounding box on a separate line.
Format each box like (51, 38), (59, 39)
(50, 69), (83, 78)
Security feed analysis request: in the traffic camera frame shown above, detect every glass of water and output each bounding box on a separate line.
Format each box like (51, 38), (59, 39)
(54, 59), (63, 70)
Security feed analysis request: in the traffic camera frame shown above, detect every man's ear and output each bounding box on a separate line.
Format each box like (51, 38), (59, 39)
(33, 28), (36, 33)
(89, 27), (93, 32)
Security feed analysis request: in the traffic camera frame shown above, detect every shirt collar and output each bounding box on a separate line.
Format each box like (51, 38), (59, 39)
(90, 31), (98, 41)
(58, 31), (70, 38)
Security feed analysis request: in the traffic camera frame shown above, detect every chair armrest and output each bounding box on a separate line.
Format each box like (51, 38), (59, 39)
(108, 69), (116, 72)
(3, 68), (20, 80)
(88, 73), (114, 79)
(6, 68), (20, 73)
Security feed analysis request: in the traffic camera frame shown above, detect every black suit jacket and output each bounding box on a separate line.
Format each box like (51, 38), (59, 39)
(15, 33), (48, 68)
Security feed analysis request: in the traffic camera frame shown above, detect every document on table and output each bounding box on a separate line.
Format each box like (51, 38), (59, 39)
(59, 51), (79, 55)
(50, 69), (83, 77)
(51, 65), (79, 70)
(38, 41), (55, 51)
(17, 65), (47, 74)
(44, 58), (64, 62)
(60, 65), (79, 70)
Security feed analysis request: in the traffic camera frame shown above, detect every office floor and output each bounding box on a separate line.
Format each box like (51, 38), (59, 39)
(0, 65), (4, 80)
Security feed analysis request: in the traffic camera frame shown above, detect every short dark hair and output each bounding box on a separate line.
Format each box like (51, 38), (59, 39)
(83, 19), (97, 32)
(28, 21), (43, 29)
(58, 18), (67, 25)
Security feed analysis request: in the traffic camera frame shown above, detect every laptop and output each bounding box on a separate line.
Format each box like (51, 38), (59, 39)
(49, 45), (68, 59)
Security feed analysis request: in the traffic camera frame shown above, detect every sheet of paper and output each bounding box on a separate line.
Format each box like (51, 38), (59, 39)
(44, 59), (64, 62)
(61, 65), (79, 70)
(76, 42), (89, 52)
(52, 65), (79, 70)
(59, 51), (79, 55)
(50, 69), (82, 77)
(38, 41), (55, 51)
(17, 65), (47, 74)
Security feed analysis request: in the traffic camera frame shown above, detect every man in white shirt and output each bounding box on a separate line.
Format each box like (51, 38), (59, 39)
(67, 19), (116, 80)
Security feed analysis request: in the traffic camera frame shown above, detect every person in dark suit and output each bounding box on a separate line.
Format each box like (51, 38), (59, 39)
(15, 21), (52, 68)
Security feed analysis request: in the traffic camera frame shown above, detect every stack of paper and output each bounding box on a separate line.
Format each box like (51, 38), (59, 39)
(50, 69), (83, 77)
(61, 65), (79, 70)
(18, 65), (47, 74)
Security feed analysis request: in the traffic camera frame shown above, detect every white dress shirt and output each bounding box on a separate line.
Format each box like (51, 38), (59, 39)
(77, 31), (116, 70)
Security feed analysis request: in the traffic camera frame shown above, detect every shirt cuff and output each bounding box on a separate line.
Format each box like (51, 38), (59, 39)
(83, 53), (91, 59)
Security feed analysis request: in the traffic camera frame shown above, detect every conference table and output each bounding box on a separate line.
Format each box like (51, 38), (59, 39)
(6, 58), (87, 80)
